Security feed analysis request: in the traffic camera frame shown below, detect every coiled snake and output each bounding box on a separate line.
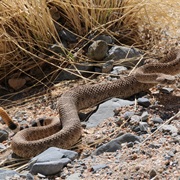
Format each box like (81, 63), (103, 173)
(1, 49), (180, 158)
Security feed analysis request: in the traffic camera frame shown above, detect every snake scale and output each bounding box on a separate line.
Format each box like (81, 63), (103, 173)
(1, 49), (180, 158)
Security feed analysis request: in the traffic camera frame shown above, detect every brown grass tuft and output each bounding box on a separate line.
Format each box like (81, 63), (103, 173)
(0, 0), (179, 102)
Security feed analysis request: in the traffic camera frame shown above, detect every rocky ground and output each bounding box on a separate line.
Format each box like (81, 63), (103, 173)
(0, 69), (179, 180)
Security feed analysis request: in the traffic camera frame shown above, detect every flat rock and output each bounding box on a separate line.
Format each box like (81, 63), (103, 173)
(0, 169), (20, 179)
(86, 98), (134, 128)
(29, 147), (78, 175)
(93, 133), (140, 155)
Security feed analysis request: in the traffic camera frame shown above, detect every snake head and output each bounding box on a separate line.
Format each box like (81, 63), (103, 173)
(156, 75), (176, 84)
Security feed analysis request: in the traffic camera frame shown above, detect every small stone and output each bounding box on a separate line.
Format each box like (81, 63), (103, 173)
(58, 29), (78, 43)
(160, 87), (174, 94)
(102, 60), (114, 73)
(139, 122), (149, 132)
(149, 169), (157, 179)
(140, 111), (149, 122)
(0, 130), (8, 142)
(91, 164), (109, 172)
(130, 115), (141, 124)
(161, 125), (178, 134)
(87, 40), (108, 60)
(111, 66), (127, 75)
(94, 35), (114, 44)
(151, 116), (163, 123)
(49, 43), (67, 54)
(137, 97), (151, 107)
(123, 111), (135, 120)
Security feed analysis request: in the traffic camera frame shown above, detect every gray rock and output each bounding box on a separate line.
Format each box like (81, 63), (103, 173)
(137, 97), (151, 107)
(123, 111), (135, 120)
(66, 173), (81, 180)
(94, 133), (140, 155)
(111, 66), (127, 75)
(106, 46), (141, 61)
(0, 130), (8, 142)
(94, 141), (121, 155)
(30, 158), (71, 175)
(0, 169), (20, 179)
(86, 98), (134, 128)
(102, 60), (114, 73)
(160, 87), (174, 94)
(87, 40), (108, 60)
(160, 125), (178, 134)
(139, 122), (148, 132)
(0, 143), (6, 149)
(29, 147), (78, 175)
(94, 35), (114, 44)
(58, 29), (78, 43)
(49, 43), (66, 55)
(91, 164), (109, 172)
(140, 111), (149, 122)
(151, 116), (163, 123)
(130, 115), (141, 124)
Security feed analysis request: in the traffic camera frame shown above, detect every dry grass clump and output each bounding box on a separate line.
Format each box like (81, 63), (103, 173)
(0, 0), (179, 101)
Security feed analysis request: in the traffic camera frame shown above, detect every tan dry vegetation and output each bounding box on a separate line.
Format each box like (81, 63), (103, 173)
(0, 0), (180, 95)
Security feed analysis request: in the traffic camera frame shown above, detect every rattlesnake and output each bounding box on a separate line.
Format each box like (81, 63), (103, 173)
(1, 49), (180, 158)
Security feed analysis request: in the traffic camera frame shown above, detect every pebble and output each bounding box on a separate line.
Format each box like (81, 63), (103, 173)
(102, 60), (114, 73)
(137, 97), (151, 107)
(91, 164), (109, 172)
(94, 35), (114, 44)
(140, 111), (149, 122)
(58, 29), (78, 43)
(123, 111), (135, 120)
(160, 87), (174, 94)
(130, 115), (141, 124)
(139, 122), (149, 132)
(160, 125), (178, 135)
(151, 116), (164, 123)
(0, 130), (8, 142)
(149, 169), (157, 179)
(111, 66), (127, 75)
(49, 43), (66, 55)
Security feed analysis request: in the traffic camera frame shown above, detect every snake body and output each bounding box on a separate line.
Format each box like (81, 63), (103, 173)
(1, 50), (180, 158)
